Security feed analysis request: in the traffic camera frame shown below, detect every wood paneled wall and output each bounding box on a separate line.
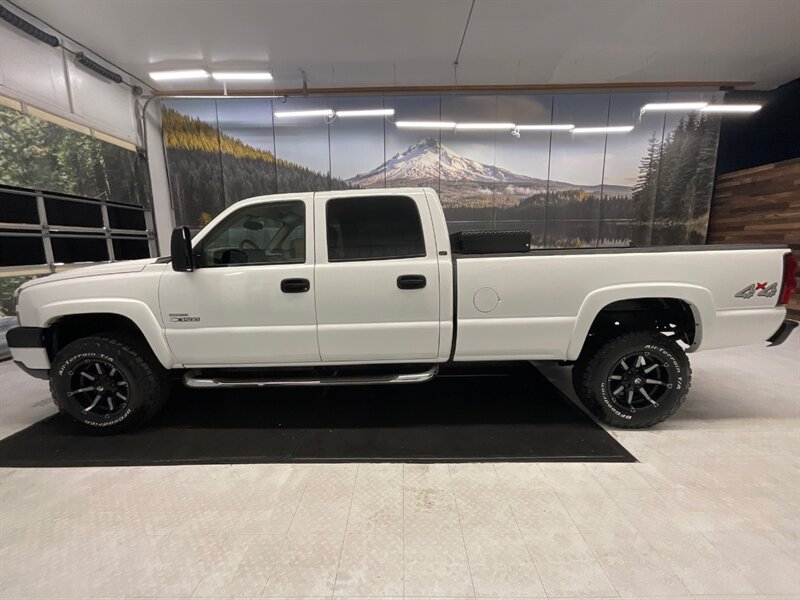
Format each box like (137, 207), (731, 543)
(708, 157), (800, 319)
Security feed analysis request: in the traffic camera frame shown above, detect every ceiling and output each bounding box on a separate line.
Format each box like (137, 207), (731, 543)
(12, 0), (800, 92)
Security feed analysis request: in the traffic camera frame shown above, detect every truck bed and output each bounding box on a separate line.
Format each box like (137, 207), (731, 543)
(452, 243), (788, 259)
(452, 243), (788, 361)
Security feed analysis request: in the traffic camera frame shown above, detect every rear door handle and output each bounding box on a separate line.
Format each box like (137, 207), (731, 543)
(281, 278), (310, 293)
(397, 274), (426, 290)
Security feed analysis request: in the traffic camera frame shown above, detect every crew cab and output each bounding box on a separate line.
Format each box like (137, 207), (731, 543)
(8, 188), (797, 432)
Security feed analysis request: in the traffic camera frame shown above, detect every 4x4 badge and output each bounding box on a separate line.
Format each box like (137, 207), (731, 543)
(735, 282), (777, 299)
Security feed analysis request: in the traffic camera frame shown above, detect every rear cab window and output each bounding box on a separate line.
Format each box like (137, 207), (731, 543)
(325, 195), (426, 262)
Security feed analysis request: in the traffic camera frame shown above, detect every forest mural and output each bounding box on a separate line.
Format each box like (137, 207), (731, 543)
(0, 106), (151, 206)
(162, 91), (723, 247)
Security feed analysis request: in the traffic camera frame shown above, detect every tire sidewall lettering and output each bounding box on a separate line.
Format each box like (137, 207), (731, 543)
(57, 352), (116, 377)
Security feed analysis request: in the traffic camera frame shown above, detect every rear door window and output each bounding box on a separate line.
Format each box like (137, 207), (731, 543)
(326, 195), (425, 261)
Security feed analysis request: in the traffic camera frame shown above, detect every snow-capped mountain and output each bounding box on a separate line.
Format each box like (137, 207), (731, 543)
(348, 137), (545, 187)
(347, 137), (631, 197)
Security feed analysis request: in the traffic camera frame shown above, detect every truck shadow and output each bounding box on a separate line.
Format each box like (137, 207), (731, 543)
(0, 362), (636, 466)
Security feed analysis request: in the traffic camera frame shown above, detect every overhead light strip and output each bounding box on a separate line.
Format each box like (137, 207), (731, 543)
(641, 102), (708, 112)
(572, 125), (634, 134)
(149, 69), (210, 81)
(455, 122), (515, 131)
(701, 104), (762, 113)
(336, 109), (395, 117)
(165, 95), (285, 99)
(515, 124), (575, 131)
(274, 109), (334, 118)
(395, 121), (456, 129)
(211, 71), (273, 81)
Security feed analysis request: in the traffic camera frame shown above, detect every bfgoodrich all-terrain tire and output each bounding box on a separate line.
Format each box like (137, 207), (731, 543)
(572, 330), (692, 429)
(50, 334), (169, 434)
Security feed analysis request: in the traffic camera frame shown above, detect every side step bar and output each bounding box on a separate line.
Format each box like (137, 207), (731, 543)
(183, 366), (439, 389)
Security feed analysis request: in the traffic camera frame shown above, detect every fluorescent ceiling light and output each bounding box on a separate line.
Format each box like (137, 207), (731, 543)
(641, 102), (708, 112)
(274, 109), (334, 118)
(515, 124), (574, 131)
(455, 122), (516, 131)
(396, 121), (456, 129)
(167, 95), (284, 99)
(149, 69), (210, 81)
(572, 125), (634, 134)
(701, 104), (762, 113)
(211, 71), (273, 81)
(336, 109), (395, 117)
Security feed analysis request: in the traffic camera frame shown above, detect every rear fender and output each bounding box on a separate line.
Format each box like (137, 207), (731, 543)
(566, 283), (714, 360)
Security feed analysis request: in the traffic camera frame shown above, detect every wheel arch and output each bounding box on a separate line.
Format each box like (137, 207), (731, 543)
(41, 300), (175, 368)
(566, 284), (714, 361)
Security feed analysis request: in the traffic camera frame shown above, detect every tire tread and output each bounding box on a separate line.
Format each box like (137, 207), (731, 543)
(573, 330), (692, 429)
(50, 333), (168, 433)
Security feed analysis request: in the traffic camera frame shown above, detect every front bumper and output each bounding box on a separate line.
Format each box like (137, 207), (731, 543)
(7, 326), (50, 376)
(767, 319), (798, 347)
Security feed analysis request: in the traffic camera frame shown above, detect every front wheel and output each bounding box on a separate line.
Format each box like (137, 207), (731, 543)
(572, 330), (691, 428)
(50, 334), (169, 433)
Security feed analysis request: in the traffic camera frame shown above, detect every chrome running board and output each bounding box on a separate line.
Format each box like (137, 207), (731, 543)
(182, 366), (439, 389)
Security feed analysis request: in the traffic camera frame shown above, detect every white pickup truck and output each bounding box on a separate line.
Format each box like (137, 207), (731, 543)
(8, 188), (797, 433)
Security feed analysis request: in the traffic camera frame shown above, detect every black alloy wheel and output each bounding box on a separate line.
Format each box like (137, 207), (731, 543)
(67, 359), (130, 419)
(605, 351), (672, 413)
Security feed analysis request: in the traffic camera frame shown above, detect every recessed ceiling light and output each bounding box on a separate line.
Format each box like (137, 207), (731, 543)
(274, 109), (334, 118)
(396, 121), (456, 129)
(211, 71), (273, 81)
(641, 102), (708, 112)
(454, 122), (516, 131)
(701, 104), (762, 113)
(335, 109), (395, 117)
(572, 125), (634, 134)
(515, 124), (575, 131)
(149, 69), (210, 81)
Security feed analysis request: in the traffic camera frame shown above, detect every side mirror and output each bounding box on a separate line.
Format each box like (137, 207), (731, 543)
(170, 226), (194, 272)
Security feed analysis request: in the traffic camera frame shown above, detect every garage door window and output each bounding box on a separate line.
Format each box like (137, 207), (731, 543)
(326, 196), (425, 261)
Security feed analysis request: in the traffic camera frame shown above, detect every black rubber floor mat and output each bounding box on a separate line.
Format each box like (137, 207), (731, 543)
(0, 362), (635, 466)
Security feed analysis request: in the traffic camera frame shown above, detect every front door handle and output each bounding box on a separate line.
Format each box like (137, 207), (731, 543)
(397, 274), (426, 290)
(281, 278), (310, 293)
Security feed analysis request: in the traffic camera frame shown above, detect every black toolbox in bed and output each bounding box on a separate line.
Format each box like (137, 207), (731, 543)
(450, 230), (531, 254)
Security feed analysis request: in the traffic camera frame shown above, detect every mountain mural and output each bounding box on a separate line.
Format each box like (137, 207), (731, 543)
(347, 137), (632, 198)
(158, 94), (720, 248)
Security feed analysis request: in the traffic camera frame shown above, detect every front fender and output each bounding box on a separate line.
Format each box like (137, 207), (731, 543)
(565, 283), (714, 360)
(39, 299), (176, 368)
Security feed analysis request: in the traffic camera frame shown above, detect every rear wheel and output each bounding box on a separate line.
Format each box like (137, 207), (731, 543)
(50, 334), (169, 433)
(572, 330), (691, 428)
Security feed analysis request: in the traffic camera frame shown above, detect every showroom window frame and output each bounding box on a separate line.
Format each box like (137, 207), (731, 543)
(0, 184), (157, 277)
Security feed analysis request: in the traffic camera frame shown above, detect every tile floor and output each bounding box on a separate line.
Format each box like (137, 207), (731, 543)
(0, 335), (798, 599)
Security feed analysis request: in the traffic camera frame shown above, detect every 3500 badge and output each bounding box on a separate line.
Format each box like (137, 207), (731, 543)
(735, 282), (777, 299)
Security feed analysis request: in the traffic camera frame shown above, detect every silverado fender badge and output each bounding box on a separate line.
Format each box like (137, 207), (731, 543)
(169, 313), (200, 322)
